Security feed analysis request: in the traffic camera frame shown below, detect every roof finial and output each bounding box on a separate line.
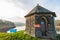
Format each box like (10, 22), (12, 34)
(37, 4), (39, 6)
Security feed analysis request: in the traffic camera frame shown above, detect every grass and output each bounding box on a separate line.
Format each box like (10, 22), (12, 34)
(0, 30), (42, 40)
(0, 30), (60, 40)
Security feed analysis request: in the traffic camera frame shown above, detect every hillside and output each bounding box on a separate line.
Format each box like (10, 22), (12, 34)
(56, 20), (60, 26)
(5, 17), (25, 26)
(0, 30), (42, 40)
(0, 30), (59, 40)
(0, 19), (16, 32)
(14, 22), (25, 26)
(56, 20), (60, 31)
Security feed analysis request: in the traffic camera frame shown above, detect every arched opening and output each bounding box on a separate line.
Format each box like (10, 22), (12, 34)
(40, 16), (48, 36)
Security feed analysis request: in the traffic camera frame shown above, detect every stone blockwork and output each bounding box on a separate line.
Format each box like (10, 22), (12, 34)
(25, 15), (35, 36)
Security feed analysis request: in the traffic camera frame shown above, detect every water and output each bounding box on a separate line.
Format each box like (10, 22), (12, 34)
(7, 26), (25, 33)
(57, 31), (60, 34)
(7, 26), (60, 34)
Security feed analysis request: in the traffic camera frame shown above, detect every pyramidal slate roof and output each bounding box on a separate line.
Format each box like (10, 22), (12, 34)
(25, 4), (56, 17)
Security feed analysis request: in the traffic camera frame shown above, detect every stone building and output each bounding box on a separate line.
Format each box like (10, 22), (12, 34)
(25, 4), (57, 38)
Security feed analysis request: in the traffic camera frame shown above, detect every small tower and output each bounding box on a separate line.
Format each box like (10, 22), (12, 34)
(25, 4), (57, 38)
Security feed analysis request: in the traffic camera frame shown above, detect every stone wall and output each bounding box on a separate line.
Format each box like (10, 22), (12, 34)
(25, 15), (35, 36)
(35, 14), (56, 38)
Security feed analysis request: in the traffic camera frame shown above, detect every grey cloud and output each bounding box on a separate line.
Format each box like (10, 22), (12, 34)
(5, 0), (60, 20)
(6, 0), (47, 10)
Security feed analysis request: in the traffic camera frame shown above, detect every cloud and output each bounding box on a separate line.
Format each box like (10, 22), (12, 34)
(0, 0), (60, 20)
(5, 0), (49, 17)
(0, 0), (27, 20)
(45, 0), (60, 20)
(53, 7), (60, 20)
(6, 0), (48, 10)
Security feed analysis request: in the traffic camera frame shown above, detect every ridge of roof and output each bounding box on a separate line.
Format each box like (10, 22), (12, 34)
(25, 4), (56, 17)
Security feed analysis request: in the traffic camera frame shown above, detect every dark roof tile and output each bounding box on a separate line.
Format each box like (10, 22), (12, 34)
(25, 4), (56, 17)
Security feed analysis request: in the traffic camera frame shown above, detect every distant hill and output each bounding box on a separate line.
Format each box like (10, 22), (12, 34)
(0, 19), (16, 32)
(5, 17), (25, 27)
(6, 17), (25, 23)
(56, 20), (60, 31)
(14, 22), (25, 26)
(56, 20), (60, 26)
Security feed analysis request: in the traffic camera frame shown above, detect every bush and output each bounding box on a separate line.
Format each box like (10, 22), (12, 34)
(56, 34), (60, 40)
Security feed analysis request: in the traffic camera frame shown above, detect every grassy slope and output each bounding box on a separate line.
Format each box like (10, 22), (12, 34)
(0, 31), (42, 40)
(0, 30), (60, 40)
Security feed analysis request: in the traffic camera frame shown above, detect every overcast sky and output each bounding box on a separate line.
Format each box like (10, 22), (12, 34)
(0, 0), (60, 21)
